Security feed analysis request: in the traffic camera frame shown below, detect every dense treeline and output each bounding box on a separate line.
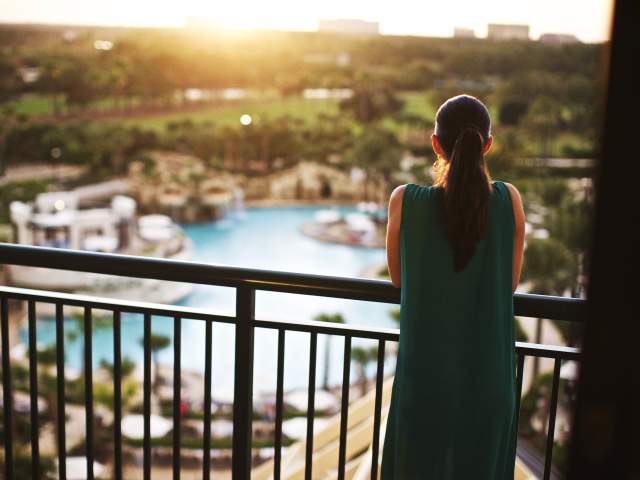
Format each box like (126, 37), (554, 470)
(0, 25), (604, 113)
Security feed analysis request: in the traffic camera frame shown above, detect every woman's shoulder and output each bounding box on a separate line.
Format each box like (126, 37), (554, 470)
(492, 180), (522, 202)
(402, 183), (441, 198)
(389, 183), (442, 214)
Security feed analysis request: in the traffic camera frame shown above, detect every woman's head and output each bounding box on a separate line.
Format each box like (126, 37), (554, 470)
(432, 94), (494, 273)
(433, 94), (492, 159)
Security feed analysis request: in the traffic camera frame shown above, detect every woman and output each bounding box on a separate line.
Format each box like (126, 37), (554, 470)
(381, 94), (525, 479)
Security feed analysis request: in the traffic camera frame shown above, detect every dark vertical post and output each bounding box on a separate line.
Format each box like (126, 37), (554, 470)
(543, 359), (562, 480)
(202, 320), (213, 480)
(28, 300), (40, 479)
(337, 336), (351, 480)
(370, 339), (385, 480)
(1, 296), (13, 480)
(55, 303), (66, 480)
(568, 1), (640, 479)
(113, 310), (122, 480)
(84, 307), (94, 480)
(232, 286), (255, 480)
(143, 313), (151, 480)
(515, 353), (525, 434)
(173, 316), (182, 480)
(274, 329), (285, 480)
(304, 332), (317, 480)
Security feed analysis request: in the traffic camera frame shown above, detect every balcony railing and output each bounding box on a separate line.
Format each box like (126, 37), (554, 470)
(0, 244), (584, 480)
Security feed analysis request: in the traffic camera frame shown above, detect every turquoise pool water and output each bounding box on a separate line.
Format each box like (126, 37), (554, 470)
(23, 206), (396, 394)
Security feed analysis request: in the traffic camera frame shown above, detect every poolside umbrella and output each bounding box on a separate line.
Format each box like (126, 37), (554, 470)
(55, 456), (106, 479)
(121, 414), (172, 440)
(196, 419), (234, 438)
(281, 417), (331, 441)
(283, 389), (340, 413)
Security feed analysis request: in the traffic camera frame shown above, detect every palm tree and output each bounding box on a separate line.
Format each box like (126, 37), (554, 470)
(349, 126), (403, 201)
(67, 311), (112, 375)
(138, 333), (171, 394)
(351, 346), (378, 397)
(314, 313), (345, 390)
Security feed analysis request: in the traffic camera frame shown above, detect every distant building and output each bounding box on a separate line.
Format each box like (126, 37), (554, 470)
(539, 33), (581, 44)
(318, 19), (379, 36)
(487, 23), (530, 41)
(454, 28), (476, 39)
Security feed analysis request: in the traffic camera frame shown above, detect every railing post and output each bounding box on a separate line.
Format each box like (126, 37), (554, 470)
(233, 286), (255, 480)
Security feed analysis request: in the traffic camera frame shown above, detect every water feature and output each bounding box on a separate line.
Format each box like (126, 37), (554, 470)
(23, 206), (396, 395)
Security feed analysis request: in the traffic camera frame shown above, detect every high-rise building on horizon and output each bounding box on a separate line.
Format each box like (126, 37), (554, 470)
(487, 23), (530, 41)
(539, 33), (581, 44)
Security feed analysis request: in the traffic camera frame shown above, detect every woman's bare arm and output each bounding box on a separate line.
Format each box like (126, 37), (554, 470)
(505, 182), (525, 292)
(386, 185), (406, 288)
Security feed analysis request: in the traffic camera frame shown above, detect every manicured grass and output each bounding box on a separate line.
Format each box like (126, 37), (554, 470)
(11, 94), (62, 116)
(115, 97), (341, 130)
(399, 91), (435, 119)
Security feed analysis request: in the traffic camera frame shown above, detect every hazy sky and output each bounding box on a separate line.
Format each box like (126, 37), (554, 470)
(0, 0), (613, 42)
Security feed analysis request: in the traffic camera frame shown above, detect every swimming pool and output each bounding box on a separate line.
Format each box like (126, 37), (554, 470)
(22, 206), (396, 395)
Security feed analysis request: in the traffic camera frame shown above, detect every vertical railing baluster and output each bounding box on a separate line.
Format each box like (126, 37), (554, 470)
(1, 296), (14, 480)
(515, 353), (525, 435)
(304, 332), (317, 480)
(84, 307), (94, 480)
(337, 336), (351, 480)
(202, 320), (213, 480)
(274, 329), (285, 480)
(543, 359), (562, 480)
(173, 316), (182, 480)
(370, 339), (385, 480)
(113, 310), (122, 480)
(55, 302), (66, 480)
(28, 300), (40, 479)
(143, 313), (151, 480)
(232, 286), (255, 480)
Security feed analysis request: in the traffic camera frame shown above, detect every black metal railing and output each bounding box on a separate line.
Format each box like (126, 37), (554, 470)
(0, 244), (585, 480)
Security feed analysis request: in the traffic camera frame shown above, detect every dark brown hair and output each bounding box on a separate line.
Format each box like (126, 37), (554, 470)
(433, 95), (492, 272)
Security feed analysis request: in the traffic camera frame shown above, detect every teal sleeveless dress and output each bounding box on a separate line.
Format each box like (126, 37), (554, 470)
(381, 181), (517, 479)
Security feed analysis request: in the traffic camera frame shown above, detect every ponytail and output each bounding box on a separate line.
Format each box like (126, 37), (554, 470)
(435, 127), (492, 272)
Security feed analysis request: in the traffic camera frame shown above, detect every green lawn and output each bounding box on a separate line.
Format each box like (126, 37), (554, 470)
(399, 91), (435, 119)
(10, 94), (63, 116)
(116, 96), (341, 130)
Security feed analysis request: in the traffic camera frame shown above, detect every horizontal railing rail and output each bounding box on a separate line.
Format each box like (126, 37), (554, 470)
(0, 243), (586, 320)
(0, 244), (585, 480)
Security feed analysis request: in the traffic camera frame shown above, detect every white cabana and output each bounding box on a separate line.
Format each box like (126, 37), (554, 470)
(281, 416), (331, 441)
(356, 201), (379, 214)
(83, 234), (118, 253)
(283, 388), (340, 413)
(31, 210), (75, 228)
(111, 195), (136, 218)
(139, 226), (174, 242)
(314, 209), (341, 224)
(138, 214), (176, 242)
(55, 457), (106, 480)
(196, 419), (233, 438)
(121, 414), (173, 440)
(36, 191), (78, 213)
(138, 214), (173, 229)
(345, 213), (376, 233)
